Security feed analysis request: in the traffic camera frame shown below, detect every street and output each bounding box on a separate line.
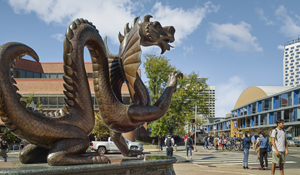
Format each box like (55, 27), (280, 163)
(1, 145), (300, 175)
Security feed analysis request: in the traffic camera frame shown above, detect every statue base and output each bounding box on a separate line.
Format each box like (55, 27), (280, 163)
(0, 155), (177, 175)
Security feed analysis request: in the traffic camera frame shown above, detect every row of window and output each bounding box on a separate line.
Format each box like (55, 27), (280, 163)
(23, 95), (131, 110)
(13, 68), (94, 79)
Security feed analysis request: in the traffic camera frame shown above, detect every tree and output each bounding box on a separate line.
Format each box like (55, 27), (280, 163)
(92, 112), (110, 139)
(143, 54), (176, 103)
(21, 92), (43, 111)
(144, 54), (211, 136)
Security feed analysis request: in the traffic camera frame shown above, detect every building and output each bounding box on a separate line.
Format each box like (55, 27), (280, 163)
(0, 58), (147, 141)
(283, 37), (300, 87)
(205, 86), (300, 138)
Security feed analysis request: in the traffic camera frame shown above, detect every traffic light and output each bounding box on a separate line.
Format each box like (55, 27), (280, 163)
(191, 119), (195, 123)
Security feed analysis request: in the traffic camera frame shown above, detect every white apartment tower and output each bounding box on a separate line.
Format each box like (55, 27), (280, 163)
(283, 37), (300, 87)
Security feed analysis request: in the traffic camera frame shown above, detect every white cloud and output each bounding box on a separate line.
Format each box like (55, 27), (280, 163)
(8, 0), (138, 44)
(150, 1), (220, 45)
(255, 8), (274, 26)
(277, 45), (284, 50)
(183, 45), (194, 54)
(215, 76), (247, 117)
(51, 33), (64, 42)
(206, 21), (263, 52)
(275, 5), (300, 38)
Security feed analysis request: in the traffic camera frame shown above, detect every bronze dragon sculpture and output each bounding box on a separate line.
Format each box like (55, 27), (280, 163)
(0, 15), (182, 166)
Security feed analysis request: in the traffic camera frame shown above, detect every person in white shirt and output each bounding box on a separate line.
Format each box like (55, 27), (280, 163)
(271, 119), (288, 175)
(164, 133), (174, 157)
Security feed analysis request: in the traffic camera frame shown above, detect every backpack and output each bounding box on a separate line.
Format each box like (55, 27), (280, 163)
(0, 140), (8, 149)
(187, 138), (192, 146)
(166, 138), (172, 147)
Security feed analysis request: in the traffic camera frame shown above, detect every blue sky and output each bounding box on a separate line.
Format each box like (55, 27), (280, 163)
(1, 0), (300, 117)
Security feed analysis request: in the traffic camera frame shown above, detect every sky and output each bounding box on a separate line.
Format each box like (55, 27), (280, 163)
(1, 0), (300, 117)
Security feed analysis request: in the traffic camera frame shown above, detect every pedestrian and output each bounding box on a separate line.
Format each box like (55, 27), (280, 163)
(164, 133), (174, 157)
(271, 119), (288, 175)
(255, 136), (260, 162)
(158, 133), (163, 151)
(203, 135), (208, 149)
(0, 135), (8, 162)
(208, 136), (212, 150)
(185, 134), (193, 159)
(219, 136), (223, 150)
(214, 136), (219, 150)
(258, 132), (268, 170)
(251, 134), (256, 150)
(243, 131), (251, 169)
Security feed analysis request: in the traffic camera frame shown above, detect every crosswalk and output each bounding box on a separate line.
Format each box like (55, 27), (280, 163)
(175, 151), (297, 165)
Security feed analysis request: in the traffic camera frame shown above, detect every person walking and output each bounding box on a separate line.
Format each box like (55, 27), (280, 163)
(185, 134), (193, 159)
(214, 136), (219, 150)
(158, 133), (163, 151)
(164, 133), (174, 157)
(251, 134), (256, 150)
(0, 136), (8, 162)
(203, 135), (208, 149)
(207, 136), (212, 150)
(271, 119), (288, 175)
(243, 131), (251, 169)
(258, 132), (268, 170)
(219, 136), (223, 150)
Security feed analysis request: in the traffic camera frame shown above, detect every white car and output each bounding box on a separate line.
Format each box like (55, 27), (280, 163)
(90, 137), (143, 154)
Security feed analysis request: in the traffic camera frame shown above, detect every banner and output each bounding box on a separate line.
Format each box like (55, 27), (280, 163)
(233, 121), (237, 128)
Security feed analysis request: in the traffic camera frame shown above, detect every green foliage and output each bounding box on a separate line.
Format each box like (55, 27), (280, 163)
(21, 92), (43, 111)
(143, 54), (176, 103)
(148, 116), (169, 137)
(144, 54), (211, 136)
(6, 131), (21, 144)
(92, 112), (110, 139)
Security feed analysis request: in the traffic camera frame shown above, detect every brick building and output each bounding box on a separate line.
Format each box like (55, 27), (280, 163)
(0, 58), (147, 141)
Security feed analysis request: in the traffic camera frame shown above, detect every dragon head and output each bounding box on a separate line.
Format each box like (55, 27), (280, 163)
(139, 15), (175, 54)
(117, 15), (175, 54)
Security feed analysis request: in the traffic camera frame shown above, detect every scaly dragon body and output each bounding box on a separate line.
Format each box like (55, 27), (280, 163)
(0, 15), (181, 166)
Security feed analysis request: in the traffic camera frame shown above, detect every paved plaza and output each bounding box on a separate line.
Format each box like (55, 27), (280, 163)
(1, 144), (299, 175)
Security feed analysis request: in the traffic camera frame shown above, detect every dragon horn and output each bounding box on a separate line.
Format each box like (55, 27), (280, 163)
(124, 23), (130, 35)
(132, 17), (139, 27)
(118, 32), (124, 43)
(142, 15), (152, 23)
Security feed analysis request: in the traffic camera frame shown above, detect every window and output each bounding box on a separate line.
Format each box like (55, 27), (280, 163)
(291, 79), (295, 81)
(291, 60), (295, 62)
(296, 75), (299, 78)
(57, 73), (64, 79)
(285, 61), (289, 63)
(49, 73), (57, 79)
(292, 53), (295, 56)
(290, 70), (293, 72)
(286, 48), (289, 50)
(285, 55), (289, 57)
(260, 114), (267, 125)
(290, 83), (293, 85)
(292, 47), (295, 49)
(285, 80), (289, 82)
(285, 52), (288, 54)
(291, 73), (295, 75)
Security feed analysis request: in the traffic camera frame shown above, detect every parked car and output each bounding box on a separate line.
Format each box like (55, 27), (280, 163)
(90, 137), (143, 154)
(287, 137), (300, 147)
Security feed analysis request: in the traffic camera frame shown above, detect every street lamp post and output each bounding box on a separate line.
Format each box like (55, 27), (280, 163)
(194, 104), (197, 152)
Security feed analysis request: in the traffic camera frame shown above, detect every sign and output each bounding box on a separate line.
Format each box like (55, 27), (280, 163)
(233, 121), (237, 128)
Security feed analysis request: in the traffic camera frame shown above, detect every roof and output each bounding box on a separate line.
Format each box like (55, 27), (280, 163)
(234, 86), (292, 109)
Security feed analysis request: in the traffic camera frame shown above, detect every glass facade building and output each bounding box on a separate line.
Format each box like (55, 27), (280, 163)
(284, 37), (300, 87)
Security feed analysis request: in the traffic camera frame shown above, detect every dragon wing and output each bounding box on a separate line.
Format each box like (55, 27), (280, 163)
(105, 20), (141, 103)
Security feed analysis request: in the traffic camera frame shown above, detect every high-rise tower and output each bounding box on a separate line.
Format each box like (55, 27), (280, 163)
(283, 37), (300, 87)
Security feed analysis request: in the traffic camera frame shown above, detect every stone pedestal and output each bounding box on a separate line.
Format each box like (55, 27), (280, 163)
(0, 155), (177, 175)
